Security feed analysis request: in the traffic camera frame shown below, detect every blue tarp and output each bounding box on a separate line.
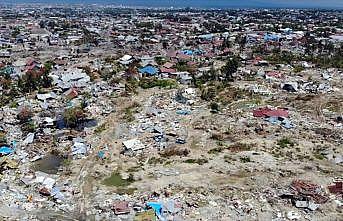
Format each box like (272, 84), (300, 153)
(147, 202), (163, 216)
(11, 140), (17, 149)
(265, 117), (294, 129)
(0, 146), (13, 155)
(176, 110), (191, 115)
(264, 33), (279, 41)
(181, 50), (193, 55)
(51, 187), (65, 201)
(194, 49), (205, 55)
(139, 66), (158, 76)
(281, 118), (294, 129)
(98, 150), (105, 159)
(0, 66), (14, 75)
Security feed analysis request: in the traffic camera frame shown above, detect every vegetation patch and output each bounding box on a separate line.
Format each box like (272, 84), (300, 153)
(148, 157), (165, 165)
(277, 137), (295, 148)
(63, 106), (85, 128)
(123, 102), (141, 122)
(184, 158), (208, 165)
(103, 172), (134, 187)
(139, 78), (178, 89)
(240, 156), (251, 163)
(159, 147), (190, 158)
(94, 123), (107, 134)
(116, 187), (137, 195)
(208, 147), (225, 154)
(228, 142), (252, 152)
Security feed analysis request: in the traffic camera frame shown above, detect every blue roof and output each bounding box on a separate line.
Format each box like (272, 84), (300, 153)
(194, 49), (205, 55)
(181, 50), (193, 55)
(0, 66), (14, 75)
(0, 146), (13, 155)
(264, 33), (279, 41)
(139, 66), (158, 76)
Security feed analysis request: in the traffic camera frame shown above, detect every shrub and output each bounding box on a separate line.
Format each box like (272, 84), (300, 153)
(277, 137), (295, 148)
(210, 102), (220, 113)
(0, 131), (7, 143)
(63, 107), (85, 128)
(210, 132), (224, 141)
(240, 156), (251, 163)
(160, 147), (190, 157)
(208, 147), (225, 154)
(184, 158), (208, 165)
(125, 78), (138, 94)
(200, 86), (217, 101)
(17, 106), (33, 123)
(228, 142), (252, 152)
(21, 120), (36, 133)
(94, 123), (107, 134)
(293, 65), (305, 73)
(139, 78), (178, 89)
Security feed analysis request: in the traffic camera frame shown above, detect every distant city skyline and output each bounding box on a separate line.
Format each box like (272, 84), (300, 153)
(2, 0), (343, 9)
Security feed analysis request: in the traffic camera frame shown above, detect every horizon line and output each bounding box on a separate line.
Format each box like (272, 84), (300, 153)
(0, 3), (342, 10)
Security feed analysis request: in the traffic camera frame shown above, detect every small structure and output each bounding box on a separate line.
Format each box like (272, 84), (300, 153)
(328, 179), (343, 195)
(119, 54), (133, 65)
(63, 87), (78, 99)
(253, 107), (289, 118)
(123, 139), (145, 152)
(139, 65), (158, 76)
(112, 201), (130, 215)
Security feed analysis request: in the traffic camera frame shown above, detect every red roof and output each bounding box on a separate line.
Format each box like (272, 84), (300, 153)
(163, 62), (174, 69)
(187, 61), (197, 66)
(328, 181), (342, 194)
(65, 88), (78, 99)
(166, 51), (177, 58)
(177, 53), (191, 60)
(266, 71), (283, 78)
(160, 67), (176, 73)
(112, 201), (130, 215)
(253, 107), (289, 118)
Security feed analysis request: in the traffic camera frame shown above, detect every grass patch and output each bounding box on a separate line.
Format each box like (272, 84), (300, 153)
(277, 137), (295, 148)
(224, 154), (236, 163)
(148, 157), (164, 165)
(139, 78), (178, 89)
(62, 158), (72, 167)
(103, 172), (134, 187)
(313, 153), (325, 160)
(228, 142), (252, 152)
(127, 166), (143, 173)
(134, 210), (156, 221)
(9, 101), (18, 108)
(159, 147), (190, 158)
(94, 123), (107, 134)
(123, 102), (141, 122)
(208, 147), (225, 154)
(116, 187), (137, 195)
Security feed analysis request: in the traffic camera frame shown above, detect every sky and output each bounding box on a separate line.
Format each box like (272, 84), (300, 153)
(2, 0), (343, 9)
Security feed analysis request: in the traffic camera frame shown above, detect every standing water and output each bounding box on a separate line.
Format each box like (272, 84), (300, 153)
(33, 154), (62, 174)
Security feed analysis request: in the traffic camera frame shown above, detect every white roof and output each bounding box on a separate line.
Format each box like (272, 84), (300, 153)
(123, 139), (145, 151)
(120, 55), (133, 61)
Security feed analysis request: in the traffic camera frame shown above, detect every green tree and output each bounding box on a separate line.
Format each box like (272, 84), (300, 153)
(63, 107), (85, 128)
(222, 57), (239, 82)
